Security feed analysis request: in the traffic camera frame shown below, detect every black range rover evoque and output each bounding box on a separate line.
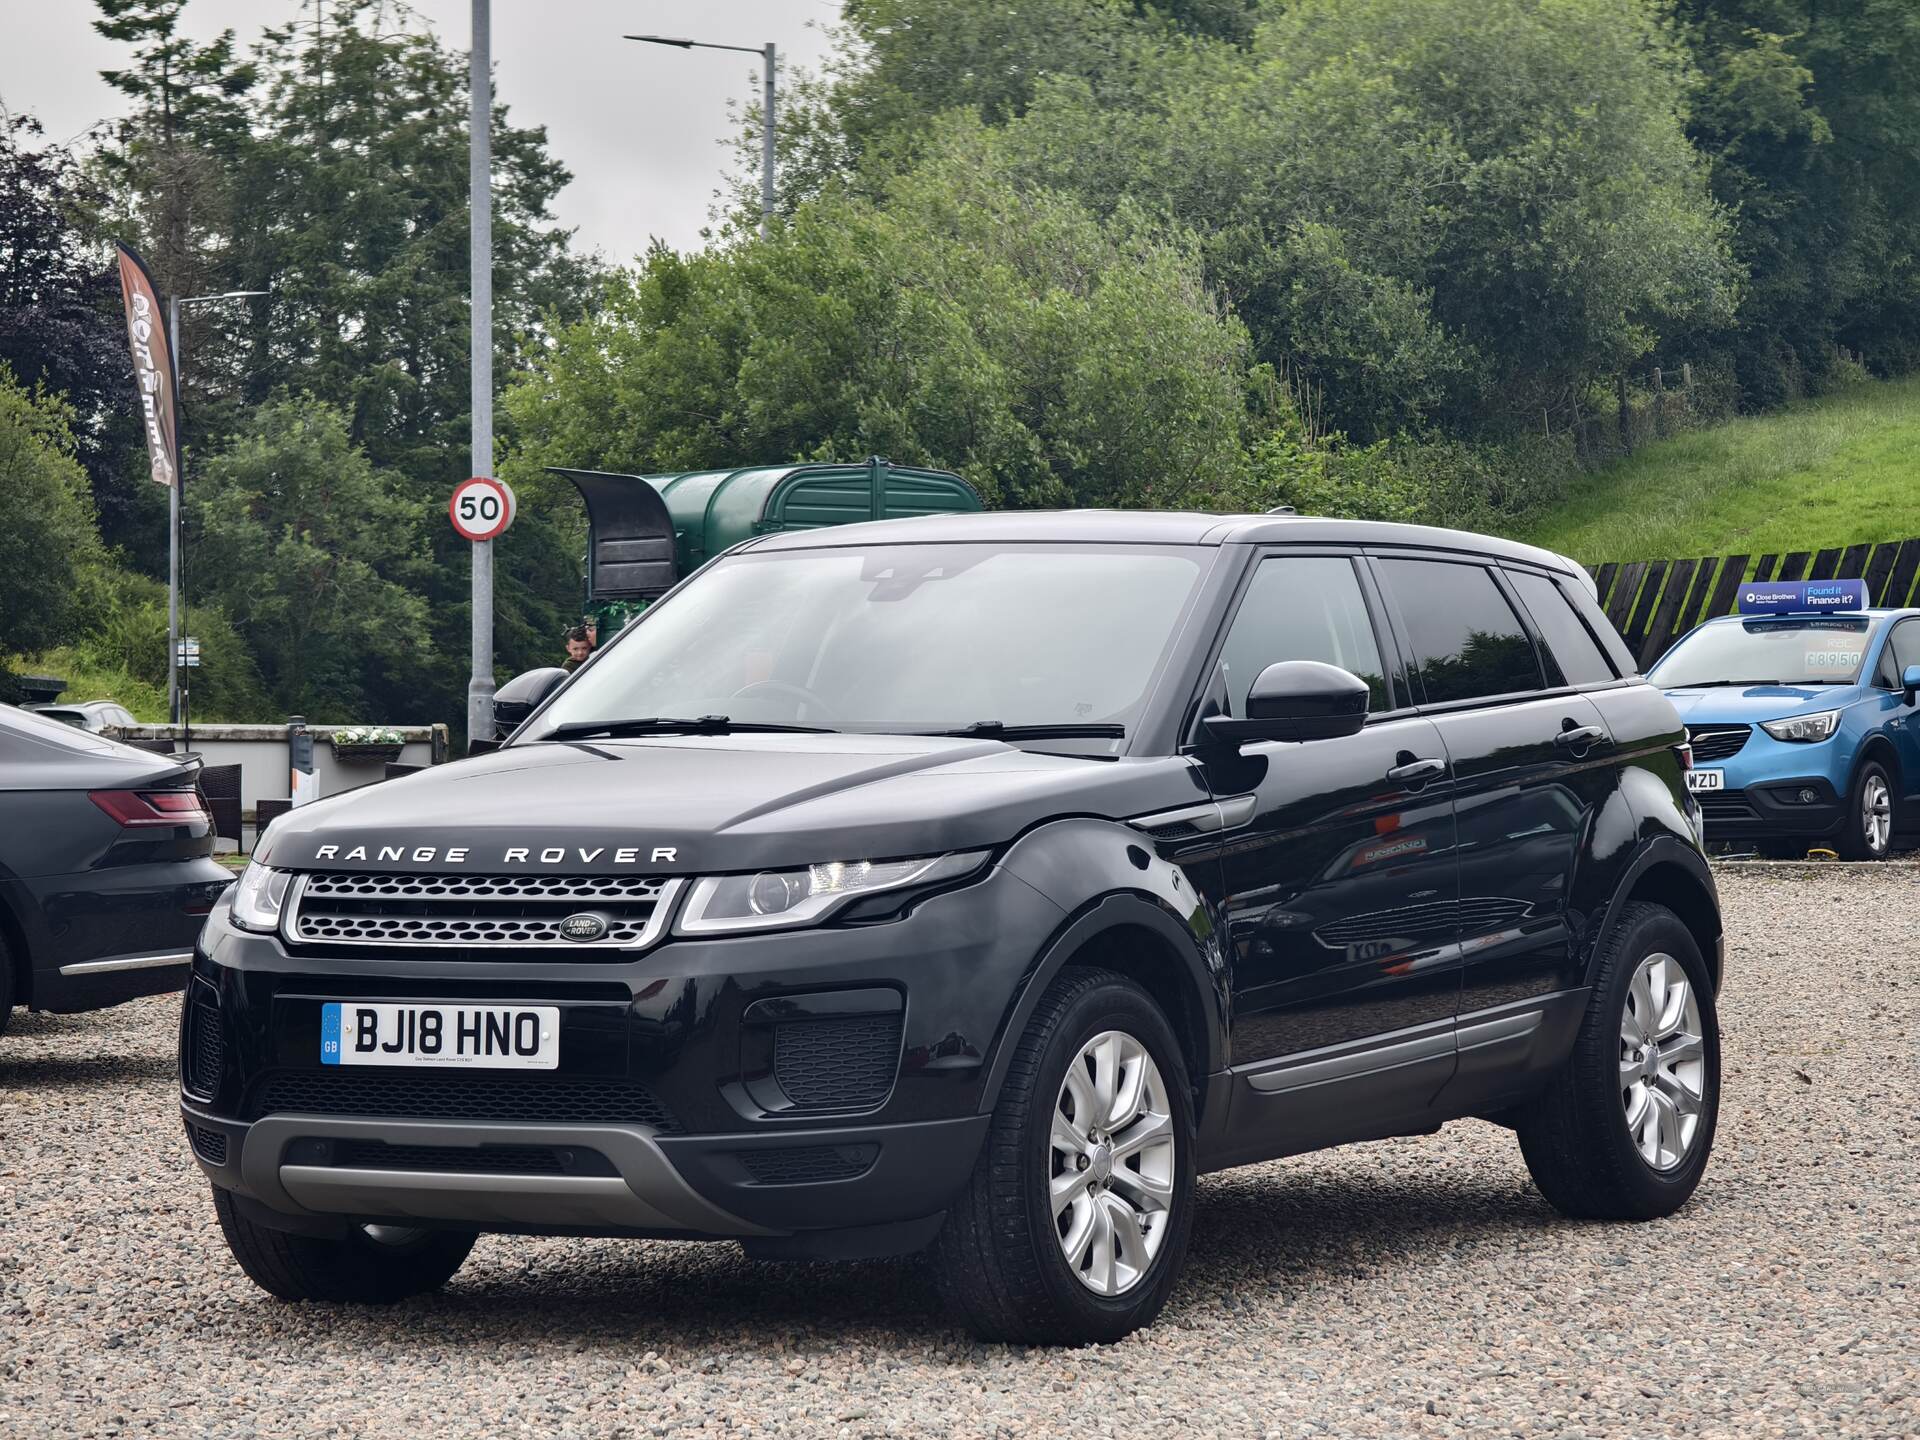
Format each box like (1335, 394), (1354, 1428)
(183, 511), (1724, 1343)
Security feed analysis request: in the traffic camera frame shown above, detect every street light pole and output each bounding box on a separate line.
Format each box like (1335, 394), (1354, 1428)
(624, 34), (778, 237)
(164, 288), (268, 727)
(467, 0), (495, 747)
(761, 42), (777, 236)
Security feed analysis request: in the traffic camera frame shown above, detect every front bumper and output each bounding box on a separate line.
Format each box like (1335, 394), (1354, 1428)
(180, 865), (1060, 1251)
(1694, 772), (1845, 839)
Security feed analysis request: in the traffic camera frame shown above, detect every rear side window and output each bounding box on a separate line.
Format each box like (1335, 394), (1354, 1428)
(1563, 579), (1640, 677)
(1216, 556), (1389, 713)
(1507, 569), (1618, 687)
(1377, 558), (1543, 704)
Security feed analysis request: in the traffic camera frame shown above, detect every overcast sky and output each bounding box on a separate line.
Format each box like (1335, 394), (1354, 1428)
(0, 0), (840, 263)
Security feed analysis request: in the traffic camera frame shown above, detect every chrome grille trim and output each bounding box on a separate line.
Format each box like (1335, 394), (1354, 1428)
(281, 873), (684, 951)
(299, 872), (671, 903)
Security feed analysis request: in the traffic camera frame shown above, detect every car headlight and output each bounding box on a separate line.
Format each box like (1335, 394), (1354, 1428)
(1760, 709), (1841, 743)
(677, 852), (990, 934)
(229, 861), (292, 933)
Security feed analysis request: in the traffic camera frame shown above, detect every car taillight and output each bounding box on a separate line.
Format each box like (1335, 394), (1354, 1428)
(89, 788), (212, 828)
(1675, 742), (1694, 772)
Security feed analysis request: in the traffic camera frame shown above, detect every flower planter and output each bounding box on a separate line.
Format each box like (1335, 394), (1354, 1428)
(330, 743), (404, 765)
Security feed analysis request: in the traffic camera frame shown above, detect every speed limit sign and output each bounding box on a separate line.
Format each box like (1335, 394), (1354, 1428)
(449, 476), (514, 542)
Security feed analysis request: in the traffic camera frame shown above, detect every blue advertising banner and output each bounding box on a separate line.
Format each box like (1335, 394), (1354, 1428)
(1737, 578), (1868, 615)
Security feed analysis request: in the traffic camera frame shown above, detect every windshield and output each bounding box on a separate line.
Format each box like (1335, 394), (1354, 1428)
(1649, 618), (1873, 688)
(528, 543), (1209, 747)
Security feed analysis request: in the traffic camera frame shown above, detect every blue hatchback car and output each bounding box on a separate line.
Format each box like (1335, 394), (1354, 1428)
(1648, 594), (1920, 858)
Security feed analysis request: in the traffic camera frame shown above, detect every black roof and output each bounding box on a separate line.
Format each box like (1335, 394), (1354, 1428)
(744, 509), (1583, 576)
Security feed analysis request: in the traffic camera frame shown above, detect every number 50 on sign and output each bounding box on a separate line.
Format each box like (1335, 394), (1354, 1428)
(449, 476), (515, 542)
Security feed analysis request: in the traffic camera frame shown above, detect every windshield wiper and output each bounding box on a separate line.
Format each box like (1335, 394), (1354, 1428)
(914, 721), (1127, 740)
(537, 715), (838, 741)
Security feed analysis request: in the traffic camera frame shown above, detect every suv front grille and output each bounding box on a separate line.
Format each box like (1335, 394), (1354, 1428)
(1687, 725), (1751, 763)
(283, 871), (682, 951)
(246, 1071), (678, 1132)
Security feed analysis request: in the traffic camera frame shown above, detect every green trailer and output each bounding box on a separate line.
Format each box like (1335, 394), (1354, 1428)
(548, 456), (983, 628)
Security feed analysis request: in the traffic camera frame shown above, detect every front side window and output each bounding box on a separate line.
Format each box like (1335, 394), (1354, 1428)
(1215, 556), (1388, 714)
(1892, 620), (1920, 678)
(529, 543), (1209, 746)
(1377, 558), (1544, 704)
(1648, 618), (1873, 689)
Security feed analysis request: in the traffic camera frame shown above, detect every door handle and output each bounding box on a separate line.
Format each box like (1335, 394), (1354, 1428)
(1386, 755), (1447, 786)
(1554, 724), (1607, 750)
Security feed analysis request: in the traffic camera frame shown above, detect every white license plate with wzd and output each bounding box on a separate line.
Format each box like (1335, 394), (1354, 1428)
(1686, 770), (1725, 793)
(321, 1002), (559, 1069)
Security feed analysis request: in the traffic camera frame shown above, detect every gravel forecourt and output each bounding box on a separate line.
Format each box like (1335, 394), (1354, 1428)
(3, 864), (1915, 1439)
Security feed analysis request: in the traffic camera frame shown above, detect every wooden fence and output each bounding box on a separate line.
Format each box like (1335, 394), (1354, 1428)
(1589, 537), (1920, 669)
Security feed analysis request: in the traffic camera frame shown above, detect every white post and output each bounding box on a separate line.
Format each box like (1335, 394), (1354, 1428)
(466, 0), (496, 748)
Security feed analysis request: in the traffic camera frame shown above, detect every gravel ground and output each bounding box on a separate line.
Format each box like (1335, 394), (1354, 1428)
(2, 864), (1915, 1439)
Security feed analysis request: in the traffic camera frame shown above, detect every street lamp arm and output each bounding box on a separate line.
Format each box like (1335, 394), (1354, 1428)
(623, 34), (767, 57)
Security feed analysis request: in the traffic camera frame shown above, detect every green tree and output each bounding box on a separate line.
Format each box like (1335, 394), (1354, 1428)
(1675, 1), (1920, 400)
(0, 366), (105, 657)
(503, 129), (1261, 514)
(188, 398), (432, 717)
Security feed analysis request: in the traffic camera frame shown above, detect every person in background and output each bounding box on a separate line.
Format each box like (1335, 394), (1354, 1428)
(562, 625), (594, 671)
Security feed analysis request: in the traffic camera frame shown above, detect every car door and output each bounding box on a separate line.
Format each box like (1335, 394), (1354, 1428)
(1368, 555), (1622, 1056)
(1870, 617), (1920, 802)
(1191, 551), (1463, 1164)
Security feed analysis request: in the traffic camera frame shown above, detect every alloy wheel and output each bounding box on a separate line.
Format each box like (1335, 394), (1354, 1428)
(1861, 771), (1892, 855)
(1050, 1029), (1177, 1296)
(1618, 953), (1707, 1171)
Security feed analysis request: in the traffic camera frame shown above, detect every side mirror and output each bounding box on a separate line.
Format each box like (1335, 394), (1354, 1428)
(1202, 660), (1371, 745)
(1903, 663), (1920, 707)
(491, 666), (568, 739)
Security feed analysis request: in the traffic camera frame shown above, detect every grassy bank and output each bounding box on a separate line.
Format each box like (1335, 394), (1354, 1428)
(1520, 376), (1920, 563)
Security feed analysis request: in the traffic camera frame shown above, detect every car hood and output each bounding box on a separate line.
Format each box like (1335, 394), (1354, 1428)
(1659, 684), (1855, 724)
(261, 732), (1211, 873)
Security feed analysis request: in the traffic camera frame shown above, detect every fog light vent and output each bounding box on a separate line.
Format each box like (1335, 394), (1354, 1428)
(184, 986), (223, 1100)
(773, 1014), (903, 1110)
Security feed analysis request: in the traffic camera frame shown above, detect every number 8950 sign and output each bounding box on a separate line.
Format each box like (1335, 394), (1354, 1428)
(448, 476), (515, 542)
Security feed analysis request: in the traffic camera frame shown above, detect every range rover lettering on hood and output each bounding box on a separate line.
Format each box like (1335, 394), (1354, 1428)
(311, 844), (678, 866)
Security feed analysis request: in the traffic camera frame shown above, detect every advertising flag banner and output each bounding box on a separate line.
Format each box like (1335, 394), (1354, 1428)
(114, 243), (179, 488)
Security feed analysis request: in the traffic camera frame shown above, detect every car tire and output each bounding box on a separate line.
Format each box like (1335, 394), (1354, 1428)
(1515, 901), (1719, 1221)
(933, 967), (1196, 1345)
(211, 1186), (476, 1302)
(1837, 759), (1896, 861)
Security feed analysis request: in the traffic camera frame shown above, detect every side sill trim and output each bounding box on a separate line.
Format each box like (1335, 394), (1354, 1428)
(58, 950), (193, 977)
(1242, 1018), (1455, 1094)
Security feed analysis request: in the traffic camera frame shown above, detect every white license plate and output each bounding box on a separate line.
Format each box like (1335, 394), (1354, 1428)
(321, 1002), (559, 1069)
(1686, 770), (1725, 793)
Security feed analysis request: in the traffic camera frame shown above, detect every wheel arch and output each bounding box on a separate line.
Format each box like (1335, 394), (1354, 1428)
(1593, 839), (1724, 994)
(1853, 732), (1902, 793)
(977, 893), (1224, 1122)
